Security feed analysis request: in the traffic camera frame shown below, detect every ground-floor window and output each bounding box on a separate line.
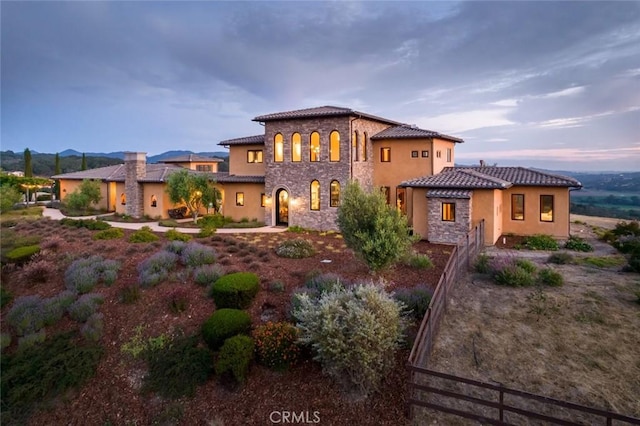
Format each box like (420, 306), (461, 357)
(121, 193), (126, 205)
(381, 186), (391, 205)
(540, 195), (554, 222)
(511, 194), (524, 220)
(260, 193), (266, 207)
(396, 187), (406, 215)
(442, 202), (455, 221)
(310, 180), (320, 210)
(236, 192), (244, 207)
(150, 195), (157, 207)
(330, 180), (340, 207)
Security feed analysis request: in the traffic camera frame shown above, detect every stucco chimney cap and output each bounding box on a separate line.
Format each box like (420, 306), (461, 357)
(124, 152), (147, 161)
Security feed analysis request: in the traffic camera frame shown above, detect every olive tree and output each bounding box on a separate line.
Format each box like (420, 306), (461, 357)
(337, 181), (415, 272)
(65, 179), (102, 211)
(165, 169), (220, 222)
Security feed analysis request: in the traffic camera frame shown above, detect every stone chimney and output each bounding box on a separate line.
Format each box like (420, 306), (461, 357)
(124, 152), (146, 218)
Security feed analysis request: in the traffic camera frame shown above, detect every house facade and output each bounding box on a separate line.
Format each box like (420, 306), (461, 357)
(53, 105), (581, 245)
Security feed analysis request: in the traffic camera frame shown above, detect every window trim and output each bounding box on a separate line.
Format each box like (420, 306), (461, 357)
(411, 151), (419, 158)
(381, 147), (391, 162)
(310, 180), (320, 211)
(330, 180), (340, 207)
(421, 150), (429, 158)
(540, 195), (554, 222)
(291, 133), (301, 162)
(362, 132), (368, 161)
(329, 130), (340, 162)
(260, 193), (266, 207)
(352, 130), (359, 162)
(196, 164), (213, 172)
(247, 150), (263, 163)
(511, 194), (525, 221)
(442, 202), (456, 222)
(446, 148), (452, 163)
(310, 131), (320, 162)
(236, 192), (245, 207)
(274, 133), (284, 162)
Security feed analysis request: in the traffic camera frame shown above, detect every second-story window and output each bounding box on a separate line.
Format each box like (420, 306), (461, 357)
(362, 132), (368, 161)
(310, 180), (320, 210)
(274, 133), (284, 162)
(247, 150), (263, 163)
(447, 148), (452, 162)
(291, 133), (301, 162)
(196, 165), (213, 172)
(381, 147), (391, 162)
(352, 131), (359, 162)
(330, 131), (340, 162)
(310, 131), (320, 162)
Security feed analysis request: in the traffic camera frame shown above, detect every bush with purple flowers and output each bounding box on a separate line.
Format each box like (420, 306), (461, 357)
(65, 255), (121, 293)
(180, 242), (216, 267)
(137, 251), (179, 288)
(68, 293), (104, 322)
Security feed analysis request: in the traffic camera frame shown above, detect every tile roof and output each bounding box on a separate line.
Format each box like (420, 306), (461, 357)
(159, 154), (222, 163)
(252, 105), (402, 126)
(371, 125), (464, 143)
(402, 166), (582, 189)
(215, 174), (265, 184)
(427, 189), (472, 199)
(53, 164), (216, 183)
(218, 135), (265, 146)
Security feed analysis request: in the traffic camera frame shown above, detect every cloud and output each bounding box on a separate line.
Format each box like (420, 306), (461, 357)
(414, 109), (516, 134)
(457, 146), (640, 163)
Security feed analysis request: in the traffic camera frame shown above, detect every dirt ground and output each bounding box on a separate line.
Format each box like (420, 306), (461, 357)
(415, 219), (640, 424)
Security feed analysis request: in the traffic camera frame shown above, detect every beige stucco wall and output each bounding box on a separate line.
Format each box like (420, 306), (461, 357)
(220, 183), (265, 222)
(166, 161), (219, 172)
(501, 186), (571, 238)
(470, 189), (503, 245)
(431, 138), (456, 174)
(410, 188), (429, 240)
(372, 139), (434, 193)
(228, 144), (266, 176)
(59, 179), (110, 211)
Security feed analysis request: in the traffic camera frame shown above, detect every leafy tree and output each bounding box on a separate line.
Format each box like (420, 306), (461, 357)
(54, 153), (61, 175)
(337, 181), (415, 272)
(24, 148), (32, 177)
(81, 153), (87, 171)
(165, 169), (220, 222)
(64, 179), (102, 211)
(0, 185), (22, 212)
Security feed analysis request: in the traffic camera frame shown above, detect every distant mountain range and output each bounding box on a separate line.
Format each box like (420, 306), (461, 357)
(56, 149), (229, 163)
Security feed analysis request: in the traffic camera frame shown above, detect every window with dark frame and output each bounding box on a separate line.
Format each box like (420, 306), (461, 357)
(260, 193), (266, 207)
(381, 147), (391, 162)
(442, 202), (455, 221)
(150, 195), (157, 208)
(381, 186), (391, 205)
(236, 192), (244, 207)
(411, 151), (418, 158)
(196, 165), (213, 172)
(446, 148), (452, 162)
(421, 150), (429, 158)
(396, 187), (406, 215)
(310, 180), (320, 210)
(540, 195), (554, 222)
(330, 180), (340, 207)
(247, 150), (263, 163)
(511, 194), (524, 220)
(121, 193), (126, 205)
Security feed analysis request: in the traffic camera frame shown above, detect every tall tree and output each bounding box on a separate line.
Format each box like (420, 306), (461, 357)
(24, 148), (33, 177)
(54, 153), (61, 174)
(54, 153), (61, 200)
(81, 153), (87, 171)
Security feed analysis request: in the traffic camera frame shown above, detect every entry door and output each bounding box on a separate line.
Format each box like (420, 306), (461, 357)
(276, 189), (289, 226)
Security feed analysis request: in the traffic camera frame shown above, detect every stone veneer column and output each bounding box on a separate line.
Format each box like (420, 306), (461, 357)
(124, 152), (146, 218)
(427, 196), (472, 244)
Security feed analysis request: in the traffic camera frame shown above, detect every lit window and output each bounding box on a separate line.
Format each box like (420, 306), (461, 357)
(150, 195), (157, 207)
(396, 187), (406, 215)
(540, 195), (554, 222)
(310, 132), (320, 162)
(310, 180), (320, 210)
(196, 165), (213, 172)
(274, 133), (284, 162)
(411, 151), (418, 158)
(330, 180), (340, 207)
(121, 193), (126, 205)
(236, 192), (244, 207)
(381, 147), (391, 162)
(261, 193), (266, 207)
(352, 131), (359, 162)
(381, 186), (390, 205)
(511, 194), (524, 220)
(442, 202), (455, 221)
(362, 132), (368, 161)
(446, 148), (452, 162)
(291, 133), (301, 162)
(247, 150), (263, 163)
(330, 131), (340, 162)
(421, 150), (429, 158)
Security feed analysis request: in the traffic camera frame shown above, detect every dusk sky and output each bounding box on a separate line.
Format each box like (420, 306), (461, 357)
(2, 1), (639, 172)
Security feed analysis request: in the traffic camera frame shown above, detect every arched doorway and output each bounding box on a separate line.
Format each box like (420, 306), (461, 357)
(275, 188), (289, 226)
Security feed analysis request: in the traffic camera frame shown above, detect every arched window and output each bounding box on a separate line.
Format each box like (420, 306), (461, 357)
(330, 180), (341, 207)
(291, 133), (301, 162)
(330, 131), (340, 162)
(120, 193), (126, 205)
(150, 195), (157, 207)
(310, 132), (320, 162)
(274, 133), (284, 162)
(310, 180), (320, 210)
(362, 132), (368, 161)
(352, 131), (359, 162)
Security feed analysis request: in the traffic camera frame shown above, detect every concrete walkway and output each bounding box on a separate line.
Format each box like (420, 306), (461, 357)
(42, 208), (287, 234)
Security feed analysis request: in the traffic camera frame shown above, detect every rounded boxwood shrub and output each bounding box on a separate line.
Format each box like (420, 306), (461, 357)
(5, 245), (40, 264)
(210, 272), (259, 309)
(129, 226), (159, 243)
(214, 335), (254, 384)
(253, 321), (300, 370)
(93, 228), (124, 240)
(201, 308), (251, 350)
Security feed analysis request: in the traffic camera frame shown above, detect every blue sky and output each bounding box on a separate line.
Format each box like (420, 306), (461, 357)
(2, 1), (639, 171)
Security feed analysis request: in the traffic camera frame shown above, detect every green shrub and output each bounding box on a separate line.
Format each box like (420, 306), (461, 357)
(0, 331), (103, 422)
(64, 255), (120, 293)
(129, 226), (159, 243)
(402, 252), (434, 269)
(564, 235), (593, 252)
(159, 219), (180, 227)
(521, 234), (559, 251)
(490, 257), (536, 287)
(293, 283), (407, 397)
(180, 242), (216, 267)
(629, 253), (640, 273)
(547, 252), (574, 265)
(0, 185), (22, 213)
(253, 321), (300, 370)
(210, 272), (260, 309)
(60, 218), (111, 230)
(165, 240), (187, 255)
(137, 251), (179, 288)
(305, 272), (345, 295)
(394, 286), (432, 321)
(580, 256), (627, 268)
(214, 335), (254, 384)
(144, 336), (212, 398)
(80, 313), (104, 342)
(18, 330), (47, 351)
(166, 228), (192, 242)
(275, 238), (316, 259)
(42, 291), (76, 326)
(201, 308), (251, 350)
(474, 253), (492, 273)
(7, 295), (46, 336)
(196, 226), (216, 238)
(93, 228), (124, 240)
(538, 268), (564, 287)
(193, 264), (225, 286)
(68, 293), (104, 323)
(5, 245), (40, 263)
(515, 259), (537, 274)
(120, 326), (170, 359)
(268, 281), (285, 293)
